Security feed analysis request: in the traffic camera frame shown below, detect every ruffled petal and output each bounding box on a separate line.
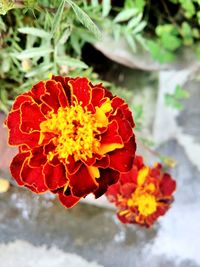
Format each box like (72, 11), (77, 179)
(10, 152), (30, 186)
(160, 173), (176, 196)
(58, 191), (81, 208)
(29, 146), (47, 167)
(41, 80), (62, 112)
(20, 161), (48, 193)
(52, 75), (71, 103)
(109, 137), (136, 172)
(98, 120), (123, 155)
(7, 109), (40, 147)
(20, 102), (46, 133)
(69, 77), (91, 107)
(43, 162), (67, 191)
(91, 87), (105, 107)
(12, 93), (33, 111)
(65, 155), (82, 175)
(111, 109), (133, 143)
(68, 164), (98, 197)
(94, 168), (119, 198)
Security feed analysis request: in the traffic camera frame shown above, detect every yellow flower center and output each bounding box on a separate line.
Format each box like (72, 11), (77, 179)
(127, 184), (157, 217)
(40, 102), (103, 162)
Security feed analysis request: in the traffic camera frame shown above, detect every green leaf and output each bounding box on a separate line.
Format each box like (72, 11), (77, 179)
(91, 0), (99, 7)
(58, 27), (71, 45)
(25, 63), (53, 77)
(165, 94), (183, 110)
(160, 34), (181, 51)
(51, 0), (65, 34)
(13, 47), (53, 60)
(174, 85), (189, 99)
(102, 0), (111, 17)
(56, 56), (88, 69)
(65, 0), (101, 40)
(114, 8), (139, 23)
(132, 21), (146, 34)
(125, 32), (136, 52)
(18, 27), (52, 38)
(147, 40), (175, 63)
(127, 13), (143, 29)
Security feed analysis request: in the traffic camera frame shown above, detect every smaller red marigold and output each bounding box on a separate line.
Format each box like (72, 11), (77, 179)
(5, 75), (136, 208)
(106, 155), (176, 227)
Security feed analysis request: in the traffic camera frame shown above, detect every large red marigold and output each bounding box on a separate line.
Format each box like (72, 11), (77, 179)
(106, 155), (176, 227)
(5, 76), (136, 208)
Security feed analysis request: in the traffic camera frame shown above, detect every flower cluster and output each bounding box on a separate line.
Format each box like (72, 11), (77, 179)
(106, 155), (176, 227)
(5, 76), (136, 208)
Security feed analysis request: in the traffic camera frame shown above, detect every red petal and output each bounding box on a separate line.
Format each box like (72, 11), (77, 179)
(21, 161), (48, 193)
(68, 164), (98, 197)
(100, 120), (123, 147)
(52, 76), (71, 103)
(10, 152), (30, 186)
(120, 183), (135, 198)
(65, 155), (82, 175)
(7, 109), (40, 147)
(12, 93), (33, 111)
(105, 183), (120, 203)
(109, 137), (136, 172)
(94, 156), (110, 168)
(160, 173), (176, 196)
(41, 80), (61, 112)
(31, 81), (46, 103)
(43, 162), (67, 191)
(111, 97), (134, 127)
(69, 77), (91, 107)
(111, 109), (133, 143)
(134, 155), (144, 170)
(94, 168), (119, 198)
(20, 102), (45, 133)
(29, 146), (47, 167)
(58, 191), (81, 208)
(91, 87), (105, 107)
(120, 166), (138, 184)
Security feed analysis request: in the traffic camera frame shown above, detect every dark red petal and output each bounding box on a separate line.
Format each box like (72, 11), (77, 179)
(81, 156), (96, 166)
(20, 102), (46, 133)
(94, 155), (110, 168)
(65, 155), (82, 175)
(41, 80), (61, 112)
(105, 183), (120, 203)
(29, 146), (47, 167)
(117, 213), (130, 224)
(160, 174), (176, 196)
(111, 109), (133, 143)
(12, 93), (33, 111)
(69, 77), (91, 107)
(111, 97), (134, 127)
(109, 136), (136, 172)
(133, 155), (144, 170)
(94, 168), (120, 198)
(31, 81), (46, 102)
(52, 76), (71, 103)
(120, 183), (135, 198)
(100, 120), (123, 147)
(120, 165), (138, 185)
(91, 87), (105, 107)
(68, 164), (98, 197)
(58, 191), (81, 208)
(10, 152), (30, 186)
(43, 162), (67, 191)
(7, 109), (40, 147)
(21, 161), (48, 193)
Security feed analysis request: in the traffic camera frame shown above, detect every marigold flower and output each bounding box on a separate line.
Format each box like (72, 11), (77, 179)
(106, 155), (176, 227)
(5, 76), (136, 208)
